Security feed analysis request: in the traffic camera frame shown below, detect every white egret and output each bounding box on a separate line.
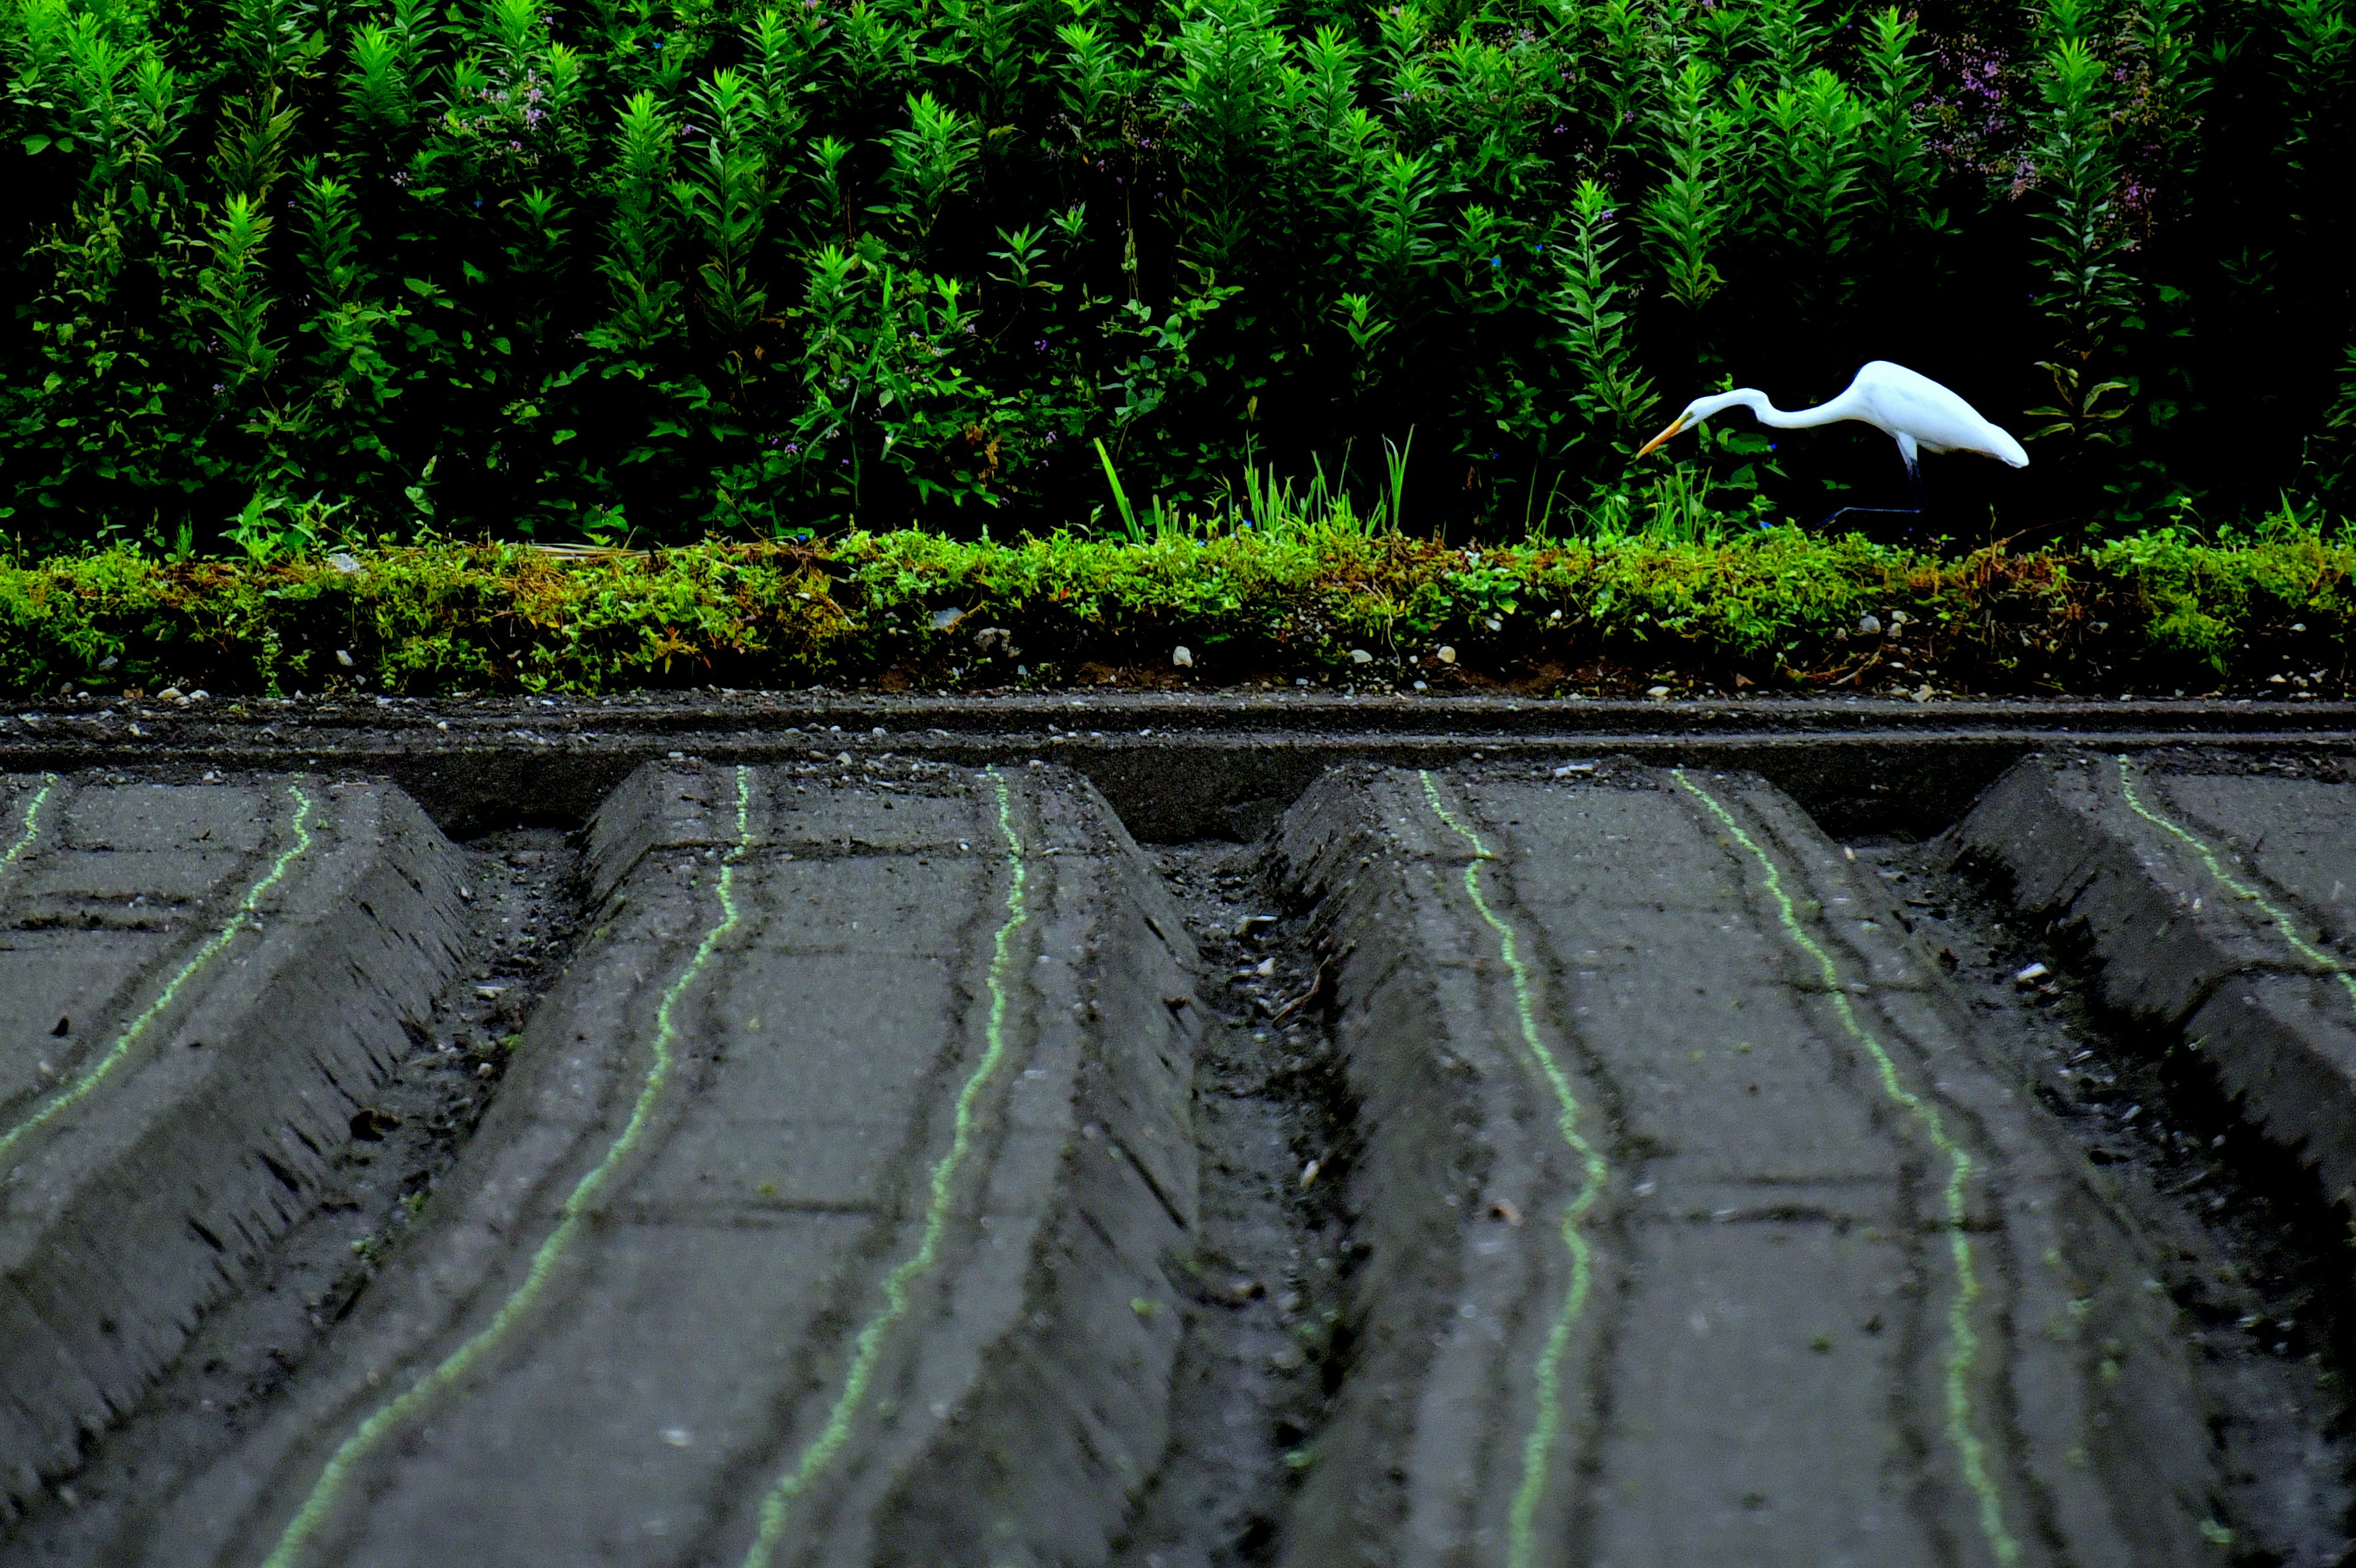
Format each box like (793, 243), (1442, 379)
(1634, 360), (2028, 526)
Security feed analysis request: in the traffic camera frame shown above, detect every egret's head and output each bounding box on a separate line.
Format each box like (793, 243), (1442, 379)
(1636, 391), (1750, 459)
(1634, 404), (1698, 459)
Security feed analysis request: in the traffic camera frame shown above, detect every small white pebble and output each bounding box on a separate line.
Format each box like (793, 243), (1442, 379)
(1436, 646), (1457, 665)
(1172, 645), (1193, 668)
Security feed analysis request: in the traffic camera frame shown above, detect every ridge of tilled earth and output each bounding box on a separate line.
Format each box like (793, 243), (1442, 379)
(0, 772), (470, 1512)
(1958, 750), (2356, 1210)
(1271, 760), (2225, 1568)
(60, 759), (1204, 1568)
(6, 749), (2355, 1568)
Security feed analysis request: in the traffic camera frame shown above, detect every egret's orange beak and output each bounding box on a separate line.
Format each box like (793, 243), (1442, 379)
(1634, 415), (1687, 460)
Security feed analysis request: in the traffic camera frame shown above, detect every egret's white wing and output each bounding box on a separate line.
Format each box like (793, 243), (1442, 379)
(1857, 362), (2016, 461)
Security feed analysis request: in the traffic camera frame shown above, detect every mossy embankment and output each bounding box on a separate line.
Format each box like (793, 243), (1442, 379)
(2, 526), (2347, 699)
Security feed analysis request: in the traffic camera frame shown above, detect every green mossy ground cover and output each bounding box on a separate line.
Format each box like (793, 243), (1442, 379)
(2, 526), (2348, 699)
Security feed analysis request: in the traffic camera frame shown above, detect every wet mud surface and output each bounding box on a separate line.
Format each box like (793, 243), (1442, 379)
(1, 735), (2354, 1566)
(1115, 844), (1357, 1568)
(0, 826), (579, 1555)
(1865, 832), (2354, 1567)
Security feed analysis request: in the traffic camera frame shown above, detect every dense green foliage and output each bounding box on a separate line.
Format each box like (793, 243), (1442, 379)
(4, 0), (2351, 546)
(4, 518), (2350, 696)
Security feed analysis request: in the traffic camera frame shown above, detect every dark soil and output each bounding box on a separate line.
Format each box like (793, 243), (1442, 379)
(0, 826), (585, 1558)
(1117, 842), (1360, 1568)
(1868, 833), (2356, 1567)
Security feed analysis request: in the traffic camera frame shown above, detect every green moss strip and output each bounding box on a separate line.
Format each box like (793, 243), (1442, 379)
(2115, 756), (2356, 1017)
(2, 525), (2350, 699)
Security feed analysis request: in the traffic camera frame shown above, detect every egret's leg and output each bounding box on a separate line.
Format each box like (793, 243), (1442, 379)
(1814, 456), (1928, 531)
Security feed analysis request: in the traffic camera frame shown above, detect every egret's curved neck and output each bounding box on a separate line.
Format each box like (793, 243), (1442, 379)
(1692, 387), (1863, 431)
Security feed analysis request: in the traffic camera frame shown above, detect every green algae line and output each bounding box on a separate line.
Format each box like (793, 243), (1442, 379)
(736, 769), (1030, 1568)
(2115, 755), (2356, 1017)
(1418, 771), (1608, 1568)
(0, 783), (314, 1166)
(260, 764), (755, 1568)
(1674, 771), (2020, 1567)
(2, 774), (56, 867)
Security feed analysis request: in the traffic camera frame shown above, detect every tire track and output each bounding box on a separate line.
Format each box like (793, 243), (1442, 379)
(1417, 771), (1607, 1568)
(737, 766), (1029, 1568)
(1674, 769), (2019, 1567)
(0, 782), (314, 1166)
(258, 764), (753, 1568)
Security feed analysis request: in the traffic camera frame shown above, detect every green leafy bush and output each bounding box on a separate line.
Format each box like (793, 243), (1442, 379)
(1, 0), (2350, 544)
